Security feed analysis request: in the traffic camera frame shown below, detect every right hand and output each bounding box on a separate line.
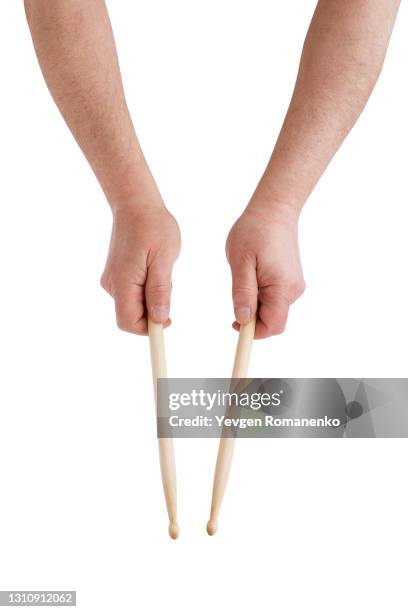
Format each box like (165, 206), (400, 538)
(100, 203), (181, 335)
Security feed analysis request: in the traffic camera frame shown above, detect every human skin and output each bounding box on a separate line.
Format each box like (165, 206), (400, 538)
(24, 1), (400, 339)
(227, 0), (401, 338)
(24, 0), (180, 335)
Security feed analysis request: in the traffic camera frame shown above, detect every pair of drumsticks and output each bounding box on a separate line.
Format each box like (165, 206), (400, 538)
(148, 317), (255, 539)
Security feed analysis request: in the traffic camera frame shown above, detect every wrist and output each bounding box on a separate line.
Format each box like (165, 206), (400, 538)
(108, 178), (165, 216)
(245, 194), (301, 226)
(104, 153), (165, 214)
(244, 164), (308, 224)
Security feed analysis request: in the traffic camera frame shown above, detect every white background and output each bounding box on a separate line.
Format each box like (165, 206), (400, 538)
(1, 1), (407, 610)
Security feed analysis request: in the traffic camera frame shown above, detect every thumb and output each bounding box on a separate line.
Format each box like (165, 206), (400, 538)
(230, 259), (258, 324)
(145, 256), (173, 323)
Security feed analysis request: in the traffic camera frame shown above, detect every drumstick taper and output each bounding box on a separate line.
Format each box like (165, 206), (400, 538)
(148, 318), (179, 540)
(206, 318), (255, 536)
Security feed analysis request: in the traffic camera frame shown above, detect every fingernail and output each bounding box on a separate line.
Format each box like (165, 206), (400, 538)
(234, 307), (251, 323)
(151, 305), (169, 322)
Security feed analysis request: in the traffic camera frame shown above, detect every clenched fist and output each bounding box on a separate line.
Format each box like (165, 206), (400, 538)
(226, 203), (305, 339)
(101, 203), (181, 335)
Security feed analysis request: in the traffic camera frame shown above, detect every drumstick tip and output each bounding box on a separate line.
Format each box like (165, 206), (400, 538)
(206, 519), (218, 536)
(168, 522), (180, 540)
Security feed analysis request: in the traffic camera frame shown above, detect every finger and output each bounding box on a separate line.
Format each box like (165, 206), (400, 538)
(114, 283), (147, 335)
(256, 287), (290, 339)
(145, 256), (174, 323)
(230, 258), (258, 324)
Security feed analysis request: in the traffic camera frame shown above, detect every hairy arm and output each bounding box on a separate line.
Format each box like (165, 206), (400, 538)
(227, 0), (400, 338)
(25, 0), (180, 334)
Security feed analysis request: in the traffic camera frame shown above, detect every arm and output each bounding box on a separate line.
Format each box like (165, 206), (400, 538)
(227, 0), (400, 338)
(24, 0), (180, 334)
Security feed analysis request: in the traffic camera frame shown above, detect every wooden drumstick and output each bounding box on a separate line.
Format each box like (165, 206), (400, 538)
(148, 318), (179, 540)
(207, 319), (256, 536)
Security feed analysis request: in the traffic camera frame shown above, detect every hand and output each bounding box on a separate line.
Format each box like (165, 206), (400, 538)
(101, 203), (181, 335)
(226, 203), (305, 339)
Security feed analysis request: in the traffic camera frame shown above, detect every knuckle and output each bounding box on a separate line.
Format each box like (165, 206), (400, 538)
(225, 241), (236, 264)
(116, 316), (132, 332)
(263, 316), (286, 336)
(266, 275), (305, 304)
(149, 281), (171, 290)
(147, 282), (171, 299)
(233, 285), (255, 300)
(288, 278), (306, 301)
(115, 305), (135, 332)
(116, 312), (143, 334)
(298, 279), (307, 296)
(100, 274), (111, 293)
(231, 251), (256, 269)
(270, 320), (286, 335)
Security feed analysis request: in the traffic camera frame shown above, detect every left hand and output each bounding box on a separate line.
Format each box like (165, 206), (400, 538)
(226, 203), (306, 339)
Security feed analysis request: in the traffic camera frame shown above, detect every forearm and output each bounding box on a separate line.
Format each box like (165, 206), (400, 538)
(250, 0), (400, 217)
(24, 0), (158, 211)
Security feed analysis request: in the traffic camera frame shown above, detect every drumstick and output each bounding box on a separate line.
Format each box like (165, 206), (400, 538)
(148, 318), (179, 540)
(206, 318), (255, 536)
